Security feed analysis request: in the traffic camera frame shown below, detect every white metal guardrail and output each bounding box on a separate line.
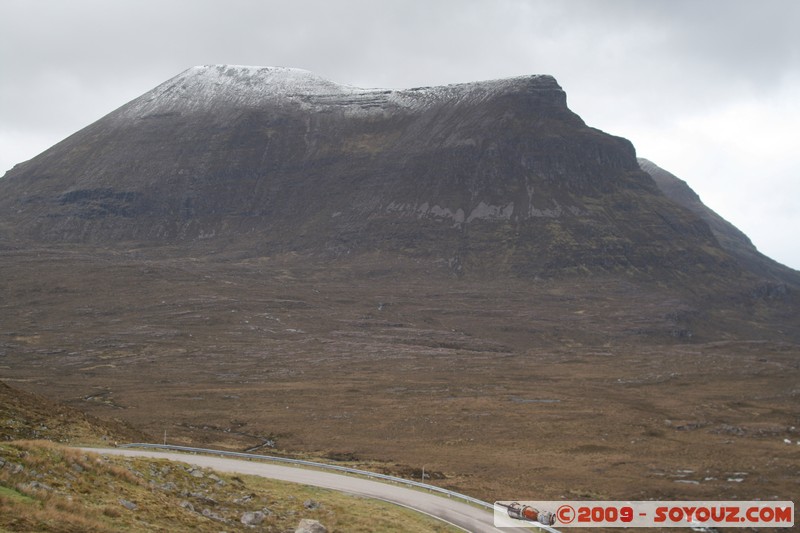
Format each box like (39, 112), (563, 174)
(119, 443), (492, 508)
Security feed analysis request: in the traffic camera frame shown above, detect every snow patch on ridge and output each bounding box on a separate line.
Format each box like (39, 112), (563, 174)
(114, 65), (563, 120)
(117, 65), (365, 119)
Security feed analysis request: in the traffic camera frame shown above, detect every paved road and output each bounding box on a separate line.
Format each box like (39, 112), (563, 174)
(85, 447), (534, 533)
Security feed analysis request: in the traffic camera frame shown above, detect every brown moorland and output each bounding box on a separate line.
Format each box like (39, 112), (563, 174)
(2, 245), (797, 507)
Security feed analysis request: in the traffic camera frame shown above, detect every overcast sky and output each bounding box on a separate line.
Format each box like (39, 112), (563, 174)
(2, 0), (798, 269)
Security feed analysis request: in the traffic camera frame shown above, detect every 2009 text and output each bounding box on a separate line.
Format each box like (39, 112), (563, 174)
(494, 500), (794, 528)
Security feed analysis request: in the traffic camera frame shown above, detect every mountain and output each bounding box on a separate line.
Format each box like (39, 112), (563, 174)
(0, 65), (747, 278)
(1, 67), (799, 506)
(0, 65), (798, 320)
(639, 157), (797, 284)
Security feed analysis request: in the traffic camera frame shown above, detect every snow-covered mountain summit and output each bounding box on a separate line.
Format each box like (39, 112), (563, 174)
(115, 65), (348, 118)
(115, 65), (565, 119)
(3, 63), (768, 289)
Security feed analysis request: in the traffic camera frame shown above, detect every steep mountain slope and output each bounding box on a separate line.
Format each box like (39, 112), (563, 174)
(640, 157), (798, 284)
(0, 65), (734, 278)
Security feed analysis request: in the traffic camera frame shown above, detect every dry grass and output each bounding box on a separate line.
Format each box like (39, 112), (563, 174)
(0, 441), (459, 532)
(1, 246), (798, 523)
(0, 380), (148, 446)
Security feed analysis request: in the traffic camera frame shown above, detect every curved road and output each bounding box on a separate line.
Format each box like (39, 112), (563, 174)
(85, 447), (536, 532)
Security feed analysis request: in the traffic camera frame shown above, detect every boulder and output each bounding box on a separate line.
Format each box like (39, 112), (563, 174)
(295, 518), (327, 533)
(119, 498), (137, 511)
(241, 510), (266, 526)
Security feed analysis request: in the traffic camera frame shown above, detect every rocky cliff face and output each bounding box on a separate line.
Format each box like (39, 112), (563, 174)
(0, 66), (761, 277)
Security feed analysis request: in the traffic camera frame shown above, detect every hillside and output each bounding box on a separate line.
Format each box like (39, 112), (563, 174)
(0, 67), (798, 508)
(0, 381), (147, 445)
(0, 440), (455, 532)
(0, 382), (456, 532)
